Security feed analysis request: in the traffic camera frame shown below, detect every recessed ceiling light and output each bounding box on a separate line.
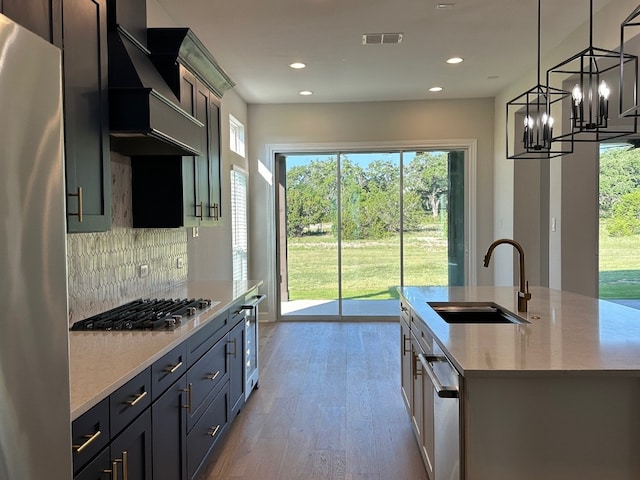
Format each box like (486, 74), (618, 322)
(429, 86), (443, 92)
(290, 62), (306, 69)
(436, 3), (455, 9)
(299, 90), (313, 96)
(447, 57), (463, 64)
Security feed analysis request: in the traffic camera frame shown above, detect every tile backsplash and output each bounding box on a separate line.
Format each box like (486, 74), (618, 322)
(67, 153), (188, 323)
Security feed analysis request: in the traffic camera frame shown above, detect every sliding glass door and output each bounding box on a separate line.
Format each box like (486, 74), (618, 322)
(279, 149), (467, 319)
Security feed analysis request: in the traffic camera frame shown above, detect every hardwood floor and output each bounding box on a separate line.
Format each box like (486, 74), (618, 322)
(203, 322), (428, 480)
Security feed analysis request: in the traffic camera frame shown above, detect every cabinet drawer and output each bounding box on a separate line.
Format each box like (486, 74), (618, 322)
(72, 397), (110, 474)
(187, 336), (228, 430)
(187, 380), (229, 480)
(110, 367), (152, 437)
(152, 342), (187, 400)
(187, 310), (229, 367)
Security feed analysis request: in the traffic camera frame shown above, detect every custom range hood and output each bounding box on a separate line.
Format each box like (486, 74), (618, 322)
(108, 26), (203, 156)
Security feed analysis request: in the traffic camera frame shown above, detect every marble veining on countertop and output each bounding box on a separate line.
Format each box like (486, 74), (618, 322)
(399, 286), (640, 377)
(69, 280), (262, 419)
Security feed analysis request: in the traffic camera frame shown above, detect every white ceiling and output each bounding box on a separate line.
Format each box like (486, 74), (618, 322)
(154, 0), (614, 104)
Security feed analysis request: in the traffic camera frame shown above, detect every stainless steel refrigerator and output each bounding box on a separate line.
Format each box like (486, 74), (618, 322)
(0, 13), (72, 480)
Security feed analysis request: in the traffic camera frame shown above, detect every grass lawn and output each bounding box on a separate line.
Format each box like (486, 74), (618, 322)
(286, 224), (640, 301)
(599, 225), (640, 299)
(286, 229), (448, 301)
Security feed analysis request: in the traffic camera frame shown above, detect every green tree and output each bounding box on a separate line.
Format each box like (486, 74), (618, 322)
(599, 146), (640, 218)
(404, 152), (448, 219)
(286, 158), (337, 237)
(607, 189), (640, 236)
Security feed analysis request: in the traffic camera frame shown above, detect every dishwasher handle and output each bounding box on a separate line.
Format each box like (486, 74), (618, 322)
(418, 353), (459, 399)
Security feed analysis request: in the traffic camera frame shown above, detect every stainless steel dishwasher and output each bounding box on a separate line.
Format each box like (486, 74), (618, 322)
(418, 342), (462, 480)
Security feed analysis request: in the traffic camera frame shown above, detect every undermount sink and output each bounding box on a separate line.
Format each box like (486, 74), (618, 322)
(428, 302), (530, 325)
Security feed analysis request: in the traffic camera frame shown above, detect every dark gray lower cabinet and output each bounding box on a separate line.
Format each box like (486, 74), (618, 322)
(111, 409), (153, 480)
(187, 380), (229, 480)
(73, 307), (249, 480)
(152, 375), (188, 480)
(74, 409), (152, 480)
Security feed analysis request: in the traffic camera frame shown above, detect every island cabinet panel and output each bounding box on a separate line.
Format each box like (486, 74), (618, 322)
(464, 376), (640, 480)
(62, 0), (111, 233)
(400, 301), (412, 414)
(152, 374), (188, 480)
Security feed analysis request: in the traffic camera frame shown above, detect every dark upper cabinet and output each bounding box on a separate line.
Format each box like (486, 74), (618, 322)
(62, 0), (111, 232)
(128, 29), (231, 229)
(0, 0), (62, 45)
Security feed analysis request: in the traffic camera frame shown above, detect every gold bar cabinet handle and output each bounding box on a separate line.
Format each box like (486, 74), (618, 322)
(126, 390), (147, 407)
(207, 370), (220, 381)
(114, 451), (128, 480)
(182, 383), (193, 414)
(168, 361), (183, 374)
(68, 186), (83, 223)
(195, 201), (204, 219)
(228, 337), (237, 358)
(208, 425), (221, 438)
(402, 335), (411, 355)
(103, 460), (118, 480)
(73, 429), (101, 453)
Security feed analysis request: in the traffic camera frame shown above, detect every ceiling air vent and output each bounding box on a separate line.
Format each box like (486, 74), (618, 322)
(362, 33), (403, 45)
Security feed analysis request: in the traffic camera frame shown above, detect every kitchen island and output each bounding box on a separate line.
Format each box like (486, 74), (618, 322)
(399, 286), (640, 480)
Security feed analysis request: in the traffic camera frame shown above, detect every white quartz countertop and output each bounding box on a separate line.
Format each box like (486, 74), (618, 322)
(399, 286), (640, 377)
(69, 280), (262, 419)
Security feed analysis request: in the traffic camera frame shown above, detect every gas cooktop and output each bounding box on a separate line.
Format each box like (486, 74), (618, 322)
(70, 298), (213, 331)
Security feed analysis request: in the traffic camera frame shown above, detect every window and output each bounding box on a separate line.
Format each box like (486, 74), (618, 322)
(229, 114), (245, 157)
(231, 168), (248, 284)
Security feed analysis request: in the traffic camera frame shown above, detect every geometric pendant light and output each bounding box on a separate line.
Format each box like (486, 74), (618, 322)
(546, 0), (638, 143)
(619, 5), (640, 118)
(506, 0), (573, 159)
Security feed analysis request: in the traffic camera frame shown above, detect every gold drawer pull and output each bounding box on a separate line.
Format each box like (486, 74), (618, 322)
(103, 460), (118, 480)
(207, 370), (220, 381)
(227, 338), (237, 358)
(68, 186), (83, 223)
(403, 335), (411, 355)
(114, 451), (128, 480)
(73, 429), (101, 453)
(195, 201), (204, 219)
(208, 425), (221, 438)
(126, 391), (147, 407)
(167, 361), (183, 373)
(181, 383), (193, 414)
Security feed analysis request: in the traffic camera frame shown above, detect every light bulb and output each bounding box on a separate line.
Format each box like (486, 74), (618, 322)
(542, 113), (549, 125)
(572, 84), (583, 104)
(598, 80), (610, 99)
(526, 116), (534, 129)
(547, 116), (554, 127)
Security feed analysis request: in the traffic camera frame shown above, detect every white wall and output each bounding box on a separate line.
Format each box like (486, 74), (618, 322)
(248, 98), (495, 320)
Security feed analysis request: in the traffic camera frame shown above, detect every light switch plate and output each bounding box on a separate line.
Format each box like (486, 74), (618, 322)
(139, 264), (149, 278)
